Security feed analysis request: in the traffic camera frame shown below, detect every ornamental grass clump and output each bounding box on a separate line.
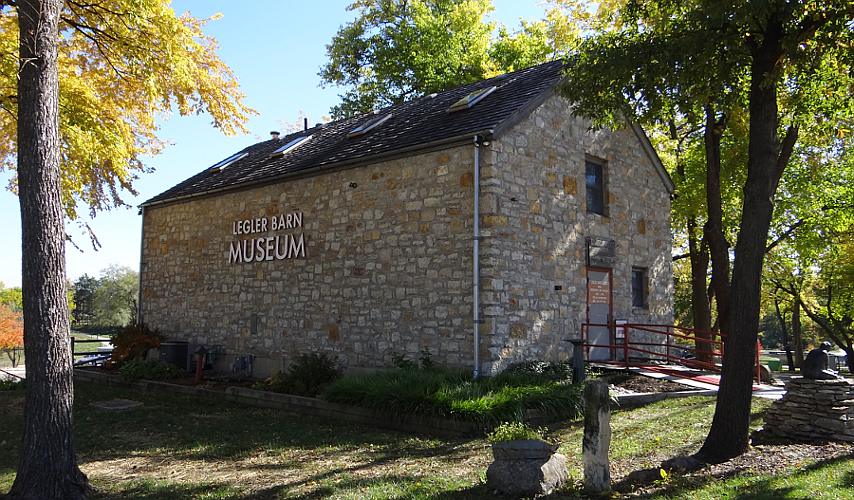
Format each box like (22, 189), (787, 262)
(487, 421), (547, 443)
(256, 353), (342, 397)
(322, 363), (584, 427)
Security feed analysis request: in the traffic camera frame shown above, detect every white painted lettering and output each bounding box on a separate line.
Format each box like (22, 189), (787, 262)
(288, 233), (305, 258)
(265, 236), (275, 260)
(242, 238), (254, 261)
(274, 235), (288, 259)
(229, 213), (307, 263)
(229, 240), (243, 263)
(255, 237), (265, 262)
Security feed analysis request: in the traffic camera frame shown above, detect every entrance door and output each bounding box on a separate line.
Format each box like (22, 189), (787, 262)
(586, 267), (613, 361)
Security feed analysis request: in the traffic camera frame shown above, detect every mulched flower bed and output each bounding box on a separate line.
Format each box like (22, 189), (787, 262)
(605, 372), (696, 393)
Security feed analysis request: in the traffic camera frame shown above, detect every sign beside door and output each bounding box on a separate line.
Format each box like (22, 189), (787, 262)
(586, 267), (613, 361)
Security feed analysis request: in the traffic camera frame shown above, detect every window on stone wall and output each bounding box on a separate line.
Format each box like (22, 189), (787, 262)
(632, 267), (648, 309)
(586, 159), (606, 215)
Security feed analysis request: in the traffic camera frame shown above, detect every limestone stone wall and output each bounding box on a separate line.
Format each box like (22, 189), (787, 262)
(141, 94), (674, 377)
(141, 147), (476, 374)
(479, 95), (673, 373)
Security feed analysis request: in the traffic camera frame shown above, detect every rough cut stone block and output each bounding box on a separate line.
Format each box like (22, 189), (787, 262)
(487, 451), (568, 496)
(765, 378), (854, 442)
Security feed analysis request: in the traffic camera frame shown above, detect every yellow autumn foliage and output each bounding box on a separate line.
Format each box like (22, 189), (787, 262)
(0, 1), (255, 219)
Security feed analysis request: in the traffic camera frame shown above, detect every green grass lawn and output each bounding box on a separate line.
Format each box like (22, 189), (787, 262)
(0, 382), (851, 499)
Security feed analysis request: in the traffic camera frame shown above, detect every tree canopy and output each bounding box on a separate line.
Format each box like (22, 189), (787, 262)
(320, 0), (498, 118)
(319, 0), (586, 118)
(557, 0), (854, 461)
(0, 0), (254, 221)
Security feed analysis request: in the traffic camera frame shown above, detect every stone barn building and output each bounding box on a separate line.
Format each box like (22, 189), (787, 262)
(139, 61), (674, 377)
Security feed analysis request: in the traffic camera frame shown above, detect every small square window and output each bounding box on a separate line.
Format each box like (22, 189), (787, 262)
(632, 267), (648, 309)
(586, 160), (606, 215)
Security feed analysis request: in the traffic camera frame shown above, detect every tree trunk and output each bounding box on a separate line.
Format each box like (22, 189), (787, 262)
(773, 298), (794, 372)
(703, 105), (730, 343)
(792, 301), (804, 369)
(687, 217), (713, 362)
(698, 29), (785, 463)
(9, 1), (89, 499)
(845, 346), (854, 374)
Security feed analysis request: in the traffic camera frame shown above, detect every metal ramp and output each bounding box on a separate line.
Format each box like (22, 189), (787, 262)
(582, 322), (765, 384)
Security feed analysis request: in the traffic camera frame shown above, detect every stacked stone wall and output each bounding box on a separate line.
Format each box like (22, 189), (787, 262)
(763, 378), (854, 442)
(141, 147), (476, 374)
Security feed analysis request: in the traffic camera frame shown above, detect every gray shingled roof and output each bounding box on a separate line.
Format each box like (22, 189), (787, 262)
(142, 60), (566, 206)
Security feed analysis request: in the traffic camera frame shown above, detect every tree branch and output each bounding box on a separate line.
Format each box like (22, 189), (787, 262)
(771, 124), (798, 193)
(765, 219), (805, 253)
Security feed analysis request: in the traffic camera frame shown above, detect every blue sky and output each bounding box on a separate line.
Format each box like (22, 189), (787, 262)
(0, 0), (547, 287)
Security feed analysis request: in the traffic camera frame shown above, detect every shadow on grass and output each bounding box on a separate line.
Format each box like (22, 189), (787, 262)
(65, 381), (478, 462)
(622, 451), (854, 499)
(2, 381), (492, 498)
(87, 474), (500, 500)
(89, 479), (240, 500)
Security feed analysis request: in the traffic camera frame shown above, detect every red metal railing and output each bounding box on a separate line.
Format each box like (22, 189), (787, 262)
(581, 323), (762, 383)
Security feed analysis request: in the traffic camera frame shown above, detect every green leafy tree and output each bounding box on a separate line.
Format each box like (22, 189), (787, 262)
(0, 282), (23, 311)
(71, 274), (97, 326)
(320, 0), (497, 118)
(0, 0), (254, 222)
(91, 266), (139, 327)
(3, 1), (253, 496)
(559, 0), (854, 461)
(489, 6), (579, 72)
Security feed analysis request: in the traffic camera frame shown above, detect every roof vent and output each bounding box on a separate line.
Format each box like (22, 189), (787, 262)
(448, 86), (497, 113)
(270, 130), (280, 140)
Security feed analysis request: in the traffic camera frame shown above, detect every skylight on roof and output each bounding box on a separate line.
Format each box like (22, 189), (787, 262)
(209, 151), (249, 172)
(348, 113), (392, 138)
(271, 134), (312, 157)
(448, 86), (497, 112)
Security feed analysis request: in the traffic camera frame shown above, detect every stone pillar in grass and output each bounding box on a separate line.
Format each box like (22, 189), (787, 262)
(583, 379), (611, 494)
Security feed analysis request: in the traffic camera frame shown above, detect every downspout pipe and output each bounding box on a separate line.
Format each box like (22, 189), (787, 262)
(136, 206), (145, 325)
(472, 135), (482, 379)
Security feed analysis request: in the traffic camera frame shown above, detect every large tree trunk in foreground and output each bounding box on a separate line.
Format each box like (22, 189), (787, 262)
(9, 1), (89, 498)
(698, 29), (786, 463)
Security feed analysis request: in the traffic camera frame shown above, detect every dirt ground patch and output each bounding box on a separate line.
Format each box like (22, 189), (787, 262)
(618, 441), (854, 497)
(606, 372), (695, 393)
